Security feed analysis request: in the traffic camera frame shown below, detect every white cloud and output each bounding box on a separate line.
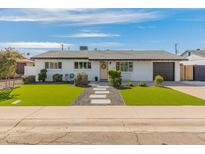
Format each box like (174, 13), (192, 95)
(0, 9), (163, 25)
(80, 29), (99, 33)
(0, 42), (73, 49)
(54, 32), (120, 38)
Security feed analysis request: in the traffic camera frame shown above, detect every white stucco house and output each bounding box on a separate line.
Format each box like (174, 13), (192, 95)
(25, 50), (186, 82)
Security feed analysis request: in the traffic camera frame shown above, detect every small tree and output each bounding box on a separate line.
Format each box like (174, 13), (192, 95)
(74, 73), (88, 87)
(0, 48), (23, 88)
(38, 69), (47, 82)
(154, 75), (164, 86)
(108, 70), (122, 88)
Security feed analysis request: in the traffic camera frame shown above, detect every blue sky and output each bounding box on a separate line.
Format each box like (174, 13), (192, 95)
(0, 8), (205, 55)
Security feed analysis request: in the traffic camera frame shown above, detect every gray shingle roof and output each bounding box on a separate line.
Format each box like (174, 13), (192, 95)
(32, 50), (186, 61)
(181, 50), (205, 58)
(193, 50), (205, 58)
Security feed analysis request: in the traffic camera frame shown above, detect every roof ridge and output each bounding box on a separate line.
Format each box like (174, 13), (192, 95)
(31, 50), (186, 61)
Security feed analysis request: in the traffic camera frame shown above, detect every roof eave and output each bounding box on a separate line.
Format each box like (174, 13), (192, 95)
(89, 58), (187, 61)
(31, 57), (89, 60)
(31, 57), (187, 61)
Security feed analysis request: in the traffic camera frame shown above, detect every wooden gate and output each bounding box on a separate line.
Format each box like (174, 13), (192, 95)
(180, 64), (193, 81)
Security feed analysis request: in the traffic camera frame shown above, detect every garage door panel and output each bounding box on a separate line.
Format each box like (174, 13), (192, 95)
(153, 62), (174, 81)
(194, 65), (205, 81)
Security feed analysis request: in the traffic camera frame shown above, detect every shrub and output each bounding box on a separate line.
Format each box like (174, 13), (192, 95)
(74, 73), (88, 87)
(138, 81), (147, 87)
(154, 75), (164, 86)
(127, 82), (134, 87)
(38, 69), (47, 82)
(108, 70), (122, 88)
(23, 75), (36, 84)
(53, 74), (63, 82)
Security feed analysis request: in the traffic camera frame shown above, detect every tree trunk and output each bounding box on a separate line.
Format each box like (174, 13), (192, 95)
(5, 76), (8, 89)
(8, 77), (10, 88)
(13, 77), (15, 87)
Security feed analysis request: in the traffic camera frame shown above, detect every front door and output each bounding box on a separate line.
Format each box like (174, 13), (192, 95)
(100, 61), (108, 80)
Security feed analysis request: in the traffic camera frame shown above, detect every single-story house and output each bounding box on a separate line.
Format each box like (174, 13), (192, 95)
(16, 58), (34, 75)
(180, 49), (205, 81)
(25, 50), (186, 82)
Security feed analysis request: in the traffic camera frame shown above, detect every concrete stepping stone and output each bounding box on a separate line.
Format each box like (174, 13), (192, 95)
(91, 99), (111, 104)
(93, 88), (107, 91)
(95, 91), (110, 94)
(97, 86), (109, 88)
(89, 94), (107, 98)
(11, 100), (21, 104)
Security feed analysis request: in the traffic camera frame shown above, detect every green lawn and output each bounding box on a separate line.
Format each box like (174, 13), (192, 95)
(0, 84), (83, 106)
(120, 86), (205, 106)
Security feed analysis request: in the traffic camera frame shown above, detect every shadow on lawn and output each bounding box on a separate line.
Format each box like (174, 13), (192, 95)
(119, 85), (171, 90)
(118, 86), (132, 90)
(0, 87), (20, 102)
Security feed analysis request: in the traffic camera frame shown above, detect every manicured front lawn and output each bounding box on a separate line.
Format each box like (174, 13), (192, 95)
(0, 84), (83, 106)
(120, 86), (205, 106)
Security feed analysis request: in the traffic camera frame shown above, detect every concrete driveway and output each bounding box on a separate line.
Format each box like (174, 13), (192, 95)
(168, 85), (205, 100)
(1, 106), (205, 144)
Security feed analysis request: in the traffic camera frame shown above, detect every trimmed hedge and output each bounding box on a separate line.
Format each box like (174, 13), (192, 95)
(154, 75), (164, 86)
(23, 75), (36, 84)
(138, 81), (147, 87)
(108, 70), (122, 88)
(127, 82), (134, 87)
(74, 73), (88, 87)
(53, 74), (63, 82)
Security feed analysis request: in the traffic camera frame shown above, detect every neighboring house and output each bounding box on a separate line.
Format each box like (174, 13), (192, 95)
(16, 58), (34, 75)
(25, 50), (185, 82)
(181, 49), (205, 65)
(180, 49), (205, 81)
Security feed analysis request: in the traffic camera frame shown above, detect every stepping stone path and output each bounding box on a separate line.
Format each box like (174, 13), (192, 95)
(93, 88), (107, 91)
(89, 94), (107, 98)
(90, 86), (111, 105)
(95, 91), (109, 94)
(90, 99), (111, 104)
(73, 84), (124, 106)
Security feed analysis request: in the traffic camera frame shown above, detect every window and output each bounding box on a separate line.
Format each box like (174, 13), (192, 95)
(74, 62), (91, 69)
(74, 62), (78, 69)
(116, 62), (133, 72)
(45, 62), (62, 69)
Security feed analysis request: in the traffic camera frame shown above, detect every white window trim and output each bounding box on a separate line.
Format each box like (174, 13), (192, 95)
(116, 61), (133, 72)
(74, 61), (92, 70)
(73, 69), (92, 71)
(45, 62), (62, 70)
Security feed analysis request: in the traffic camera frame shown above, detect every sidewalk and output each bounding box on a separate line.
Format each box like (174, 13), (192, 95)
(1, 106), (205, 144)
(2, 106), (205, 119)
